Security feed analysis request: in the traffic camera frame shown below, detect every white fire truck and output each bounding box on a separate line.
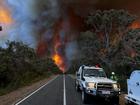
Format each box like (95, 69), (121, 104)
(125, 70), (140, 105)
(75, 65), (120, 104)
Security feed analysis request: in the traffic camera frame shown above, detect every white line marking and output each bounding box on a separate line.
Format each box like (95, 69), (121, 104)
(63, 74), (66, 105)
(15, 75), (59, 105)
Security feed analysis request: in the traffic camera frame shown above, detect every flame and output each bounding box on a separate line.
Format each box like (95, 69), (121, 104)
(52, 54), (65, 72)
(53, 54), (63, 65)
(0, 7), (12, 24)
(36, 8), (83, 72)
(130, 21), (140, 29)
(52, 24), (66, 72)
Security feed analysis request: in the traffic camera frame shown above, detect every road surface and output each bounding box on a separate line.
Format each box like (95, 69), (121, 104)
(15, 75), (122, 105)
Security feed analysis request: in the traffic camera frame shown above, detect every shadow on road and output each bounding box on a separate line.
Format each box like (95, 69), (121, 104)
(86, 98), (113, 105)
(80, 95), (115, 105)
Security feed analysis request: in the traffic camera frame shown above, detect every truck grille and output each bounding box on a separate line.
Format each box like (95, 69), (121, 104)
(97, 83), (113, 90)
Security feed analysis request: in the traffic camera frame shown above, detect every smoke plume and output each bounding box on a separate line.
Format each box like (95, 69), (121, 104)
(5, 0), (87, 71)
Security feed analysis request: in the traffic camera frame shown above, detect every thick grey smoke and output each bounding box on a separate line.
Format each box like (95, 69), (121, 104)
(7, 0), (61, 48)
(5, 0), (80, 70)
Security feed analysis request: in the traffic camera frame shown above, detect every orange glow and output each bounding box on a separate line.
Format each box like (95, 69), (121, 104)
(0, 7), (12, 24)
(130, 21), (140, 29)
(53, 54), (63, 67)
(52, 54), (65, 72)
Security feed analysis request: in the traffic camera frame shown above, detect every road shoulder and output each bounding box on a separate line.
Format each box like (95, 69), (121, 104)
(0, 75), (58, 105)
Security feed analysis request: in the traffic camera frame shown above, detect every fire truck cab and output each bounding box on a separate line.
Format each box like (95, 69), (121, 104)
(75, 65), (120, 104)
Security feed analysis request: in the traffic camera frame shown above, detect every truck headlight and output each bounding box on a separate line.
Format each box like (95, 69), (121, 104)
(113, 83), (120, 90)
(85, 82), (96, 89)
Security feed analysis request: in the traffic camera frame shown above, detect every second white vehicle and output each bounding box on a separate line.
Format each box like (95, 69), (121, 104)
(125, 70), (140, 105)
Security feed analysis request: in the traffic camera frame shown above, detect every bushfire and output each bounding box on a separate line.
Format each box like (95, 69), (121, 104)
(1, 0), (140, 73)
(36, 8), (83, 72)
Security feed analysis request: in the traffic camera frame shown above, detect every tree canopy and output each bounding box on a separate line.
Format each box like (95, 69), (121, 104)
(0, 41), (60, 95)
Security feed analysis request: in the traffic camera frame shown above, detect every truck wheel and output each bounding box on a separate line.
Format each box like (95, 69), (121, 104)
(125, 100), (137, 105)
(75, 84), (80, 92)
(75, 81), (80, 92)
(110, 96), (119, 105)
(82, 91), (89, 104)
(125, 99), (132, 105)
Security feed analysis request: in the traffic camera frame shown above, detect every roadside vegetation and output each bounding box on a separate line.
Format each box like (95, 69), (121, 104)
(69, 9), (140, 92)
(0, 41), (61, 96)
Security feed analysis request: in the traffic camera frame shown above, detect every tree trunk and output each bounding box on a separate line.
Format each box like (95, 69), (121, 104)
(104, 27), (110, 50)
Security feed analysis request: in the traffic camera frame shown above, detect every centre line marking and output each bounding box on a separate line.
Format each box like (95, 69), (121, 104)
(63, 74), (66, 105)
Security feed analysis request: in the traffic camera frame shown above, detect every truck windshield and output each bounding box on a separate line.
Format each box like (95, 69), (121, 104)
(83, 69), (106, 77)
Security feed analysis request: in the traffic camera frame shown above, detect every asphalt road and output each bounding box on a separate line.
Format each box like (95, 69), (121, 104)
(15, 75), (120, 105)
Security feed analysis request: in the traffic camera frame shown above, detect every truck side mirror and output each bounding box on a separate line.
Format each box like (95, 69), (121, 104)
(77, 73), (80, 76)
(82, 77), (85, 81)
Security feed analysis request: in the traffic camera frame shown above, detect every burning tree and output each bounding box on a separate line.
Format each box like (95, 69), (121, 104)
(86, 9), (135, 50)
(88, 10), (135, 65)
